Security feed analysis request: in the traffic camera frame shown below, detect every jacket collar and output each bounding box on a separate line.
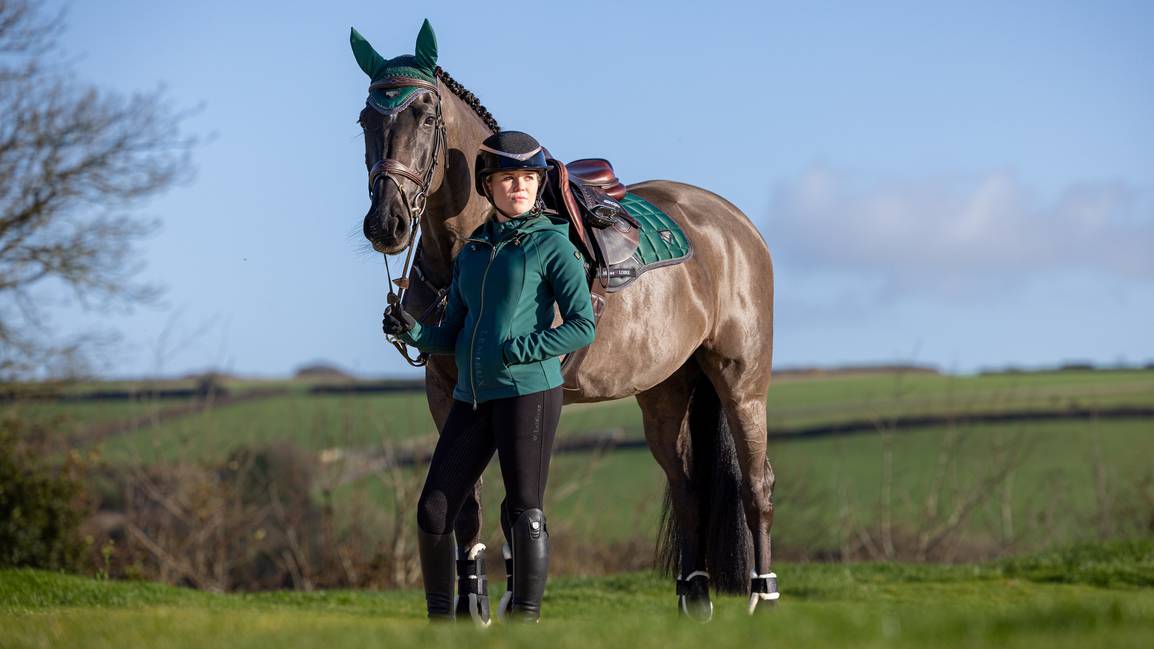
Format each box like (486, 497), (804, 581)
(467, 208), (557, 244)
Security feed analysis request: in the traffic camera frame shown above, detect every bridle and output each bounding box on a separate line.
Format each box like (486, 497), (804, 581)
(365, 76), (448, 366)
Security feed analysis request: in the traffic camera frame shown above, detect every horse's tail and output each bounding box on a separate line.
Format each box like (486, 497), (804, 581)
(656, 368), (752, 594)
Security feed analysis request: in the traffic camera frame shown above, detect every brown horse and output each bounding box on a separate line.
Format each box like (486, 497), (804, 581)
(353, 21), (776, 618)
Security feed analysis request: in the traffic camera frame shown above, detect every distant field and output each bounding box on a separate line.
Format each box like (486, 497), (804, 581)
(762, 369), (1154, 429)
(327, 416), (1154, 560)
(11, 369), (1150, 465)
(85, 392), (648, 464)
(3, 540), (1153, 648)
(6, 369), (1153, 563)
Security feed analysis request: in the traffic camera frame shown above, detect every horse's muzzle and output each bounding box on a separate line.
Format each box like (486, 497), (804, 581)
(363, 195), (411, 254)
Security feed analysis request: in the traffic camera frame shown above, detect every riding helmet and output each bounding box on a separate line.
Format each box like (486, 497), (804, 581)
(474, 130), (549, 199)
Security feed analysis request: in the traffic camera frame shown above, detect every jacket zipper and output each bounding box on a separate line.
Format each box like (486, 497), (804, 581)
(467, 237), (500, 410)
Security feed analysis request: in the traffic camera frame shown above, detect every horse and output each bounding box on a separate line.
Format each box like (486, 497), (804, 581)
(351, 20), (777, 619)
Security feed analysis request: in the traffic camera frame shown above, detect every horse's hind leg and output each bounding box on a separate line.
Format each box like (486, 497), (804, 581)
(636, 361), (713, 621)
(696, 348), (778, 613)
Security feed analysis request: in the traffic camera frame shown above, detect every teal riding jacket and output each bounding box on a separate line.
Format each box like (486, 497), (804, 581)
(400, 209), (596, 406)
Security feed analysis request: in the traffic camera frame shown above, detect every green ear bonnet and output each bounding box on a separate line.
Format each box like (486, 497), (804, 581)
(351, 19), (439, 115)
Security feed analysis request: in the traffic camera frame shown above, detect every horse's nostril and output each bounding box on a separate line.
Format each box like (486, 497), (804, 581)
(389, 215), (407, 238)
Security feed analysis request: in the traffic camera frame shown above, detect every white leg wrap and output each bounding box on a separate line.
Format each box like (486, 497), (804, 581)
(466, 543), (486, 561)
(747, 571), (780, 614)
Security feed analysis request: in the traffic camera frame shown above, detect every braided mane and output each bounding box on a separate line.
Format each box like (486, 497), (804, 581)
(434, 67), (500, 133)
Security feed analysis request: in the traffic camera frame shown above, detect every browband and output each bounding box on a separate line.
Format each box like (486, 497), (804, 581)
(369, 77), (440, 95)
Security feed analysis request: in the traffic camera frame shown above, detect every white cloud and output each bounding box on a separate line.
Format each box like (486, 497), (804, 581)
(766, 167), (1154, 301)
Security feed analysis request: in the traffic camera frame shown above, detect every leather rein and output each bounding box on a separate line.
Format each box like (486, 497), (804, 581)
(367, 77), (448, 367)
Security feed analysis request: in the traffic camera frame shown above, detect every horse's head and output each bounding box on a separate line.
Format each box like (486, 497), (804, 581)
(352, 21), (444, 254)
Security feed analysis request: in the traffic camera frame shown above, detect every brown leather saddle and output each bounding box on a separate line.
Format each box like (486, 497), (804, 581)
(539, 155), (655, 382)
(542, 155), (643, 288)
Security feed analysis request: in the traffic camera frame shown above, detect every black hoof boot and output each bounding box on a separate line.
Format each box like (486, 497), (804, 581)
(509, 509), (548, 623)
(747, 572), (780, 614)
(417, 528), (456, 620)
(455, 544), (491, 627)
(677, 571), (713, 622)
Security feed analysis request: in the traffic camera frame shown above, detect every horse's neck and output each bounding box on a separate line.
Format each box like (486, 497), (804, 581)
(418, 89), (492, 287)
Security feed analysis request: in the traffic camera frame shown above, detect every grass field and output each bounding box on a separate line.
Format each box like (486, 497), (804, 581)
(3, 540), (1152, 648)
(4, 368), (1152, 583)
(328, 416), (1154, 558)
(16, 369), (1151, 465)
(3, 371), (1153, 646)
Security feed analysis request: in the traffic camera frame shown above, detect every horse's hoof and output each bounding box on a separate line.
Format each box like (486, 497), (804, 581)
(457, 593), (491, 627)
(496, 590), (513, 621)
(677, 571), (713, 623)
(747, 572), (780, 614)
(680, 594), (714, 622)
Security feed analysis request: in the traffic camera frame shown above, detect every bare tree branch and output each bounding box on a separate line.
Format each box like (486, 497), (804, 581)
(0, 0), (195, 378)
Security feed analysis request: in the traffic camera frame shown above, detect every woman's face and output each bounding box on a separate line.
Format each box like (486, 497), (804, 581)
(487, 169), (541, 217)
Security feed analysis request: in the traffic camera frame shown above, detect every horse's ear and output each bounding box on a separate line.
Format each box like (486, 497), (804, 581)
(350, 27), (386, 78)
(414, 19), (438, 72)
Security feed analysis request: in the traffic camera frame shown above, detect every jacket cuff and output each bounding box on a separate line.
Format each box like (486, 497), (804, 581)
(400, 320), (424, 346)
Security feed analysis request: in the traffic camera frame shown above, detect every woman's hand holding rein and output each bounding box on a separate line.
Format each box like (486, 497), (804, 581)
(382, 304), (417, 336)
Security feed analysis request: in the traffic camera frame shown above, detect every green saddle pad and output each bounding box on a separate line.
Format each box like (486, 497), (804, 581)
(619, 193), (692, 266)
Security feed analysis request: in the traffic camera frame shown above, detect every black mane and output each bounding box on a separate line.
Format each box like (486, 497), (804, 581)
(434, 67), (499, 133)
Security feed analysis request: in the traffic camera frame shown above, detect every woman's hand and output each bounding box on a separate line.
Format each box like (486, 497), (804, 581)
(382, 304), (417, 336)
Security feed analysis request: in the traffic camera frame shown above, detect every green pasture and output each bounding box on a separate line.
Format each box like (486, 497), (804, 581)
(7, 368), (1150, 560)
(764, 368), (1154, 429)
(6, 368), (1153, 563)
(331, 417), (1154, 557)
(4, 400), (176, 439)
(3, 540), (1153, 648)
(73, 394), (646, 463)
(20, 368), (1153, 465)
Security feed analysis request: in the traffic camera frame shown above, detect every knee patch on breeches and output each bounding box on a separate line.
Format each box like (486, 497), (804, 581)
(417, 489), (450, 535)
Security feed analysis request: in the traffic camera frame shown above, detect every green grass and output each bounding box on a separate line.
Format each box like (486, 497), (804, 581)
(325, 417), (1154, 555)
(3, 541), (1153, 648)
(92, 393), (436, 463)
(762, 369), (1154, 429)
(3, 400), (179, 439)
(21, 369), (1151, 465)
(9, 369), (1154, 564)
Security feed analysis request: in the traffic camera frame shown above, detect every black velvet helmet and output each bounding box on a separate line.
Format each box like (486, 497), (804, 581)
(474, 130), (549, 199)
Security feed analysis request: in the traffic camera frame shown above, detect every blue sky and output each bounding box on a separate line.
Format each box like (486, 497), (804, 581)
(39, 0), (1154, 377)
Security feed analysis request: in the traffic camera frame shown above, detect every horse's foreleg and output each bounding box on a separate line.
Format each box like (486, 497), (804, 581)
(637, 362), (713, 622)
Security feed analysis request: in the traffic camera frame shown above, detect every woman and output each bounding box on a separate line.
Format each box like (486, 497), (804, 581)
(382, 130), (596, 623)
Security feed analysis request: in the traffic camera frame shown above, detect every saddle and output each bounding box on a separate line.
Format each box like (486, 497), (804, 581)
(543, 156), (651, 292)
(541, 155), (694, 384)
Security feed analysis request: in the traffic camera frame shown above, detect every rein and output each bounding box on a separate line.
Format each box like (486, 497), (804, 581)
(367, 77), (447, 367)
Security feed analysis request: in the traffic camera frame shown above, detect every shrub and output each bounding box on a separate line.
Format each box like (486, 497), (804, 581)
(0, 415), (87, 570)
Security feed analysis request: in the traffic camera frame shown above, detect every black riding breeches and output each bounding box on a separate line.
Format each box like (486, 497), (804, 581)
(416, 387), (563, 536)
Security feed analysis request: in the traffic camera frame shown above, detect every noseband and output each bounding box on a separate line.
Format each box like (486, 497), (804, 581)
(366, 76), (448, 367)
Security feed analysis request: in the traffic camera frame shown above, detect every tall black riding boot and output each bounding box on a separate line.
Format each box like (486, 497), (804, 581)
(454, 543), (491, 626)
(509, 509), (549, 622)
(417, 528), (456, 620)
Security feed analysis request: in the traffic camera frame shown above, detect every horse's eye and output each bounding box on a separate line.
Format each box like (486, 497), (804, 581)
(423, 115), (437, 127)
